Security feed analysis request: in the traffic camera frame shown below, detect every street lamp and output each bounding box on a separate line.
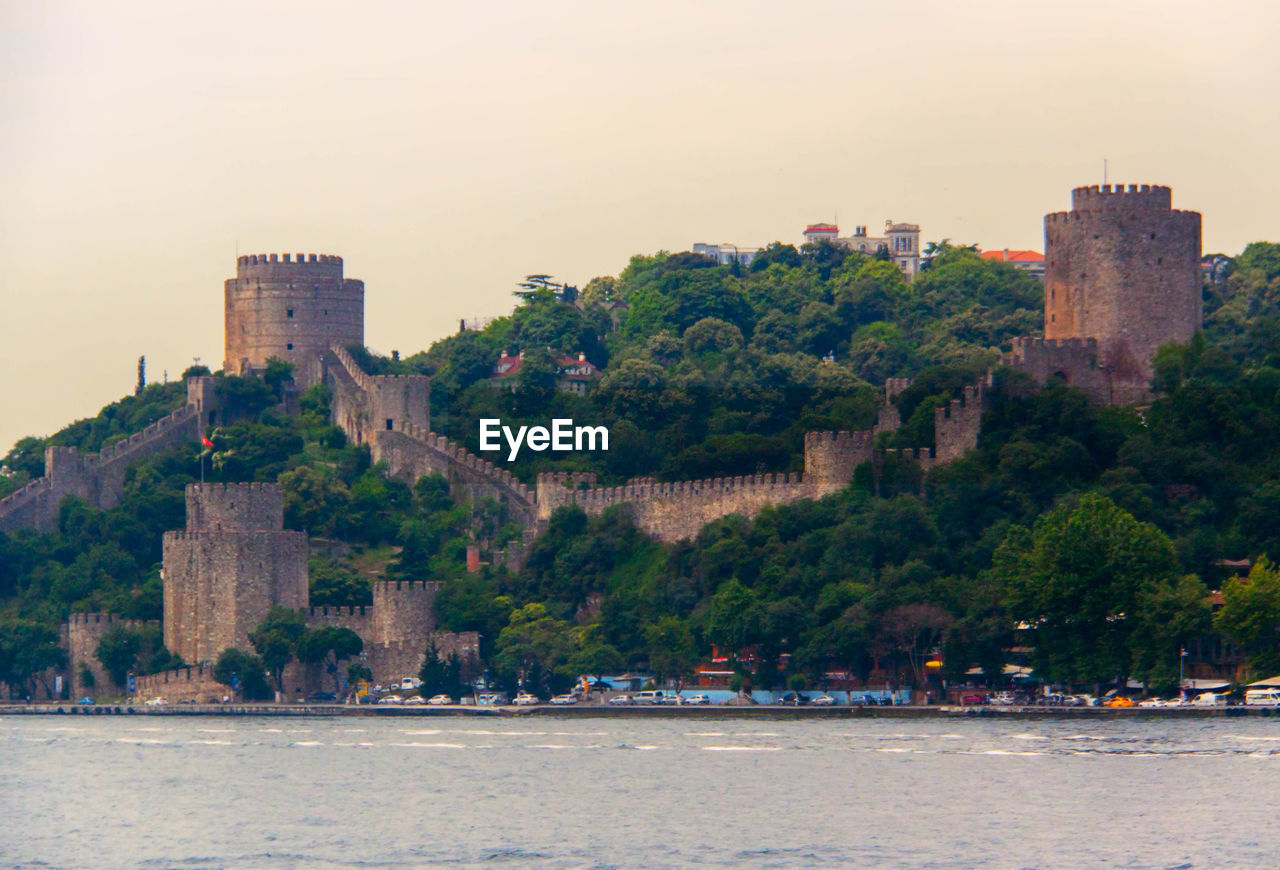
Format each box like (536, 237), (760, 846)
(1180, 647), (1188, 701)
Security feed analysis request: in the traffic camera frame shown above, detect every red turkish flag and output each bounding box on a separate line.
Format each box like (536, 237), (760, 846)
(201, 435), (214, 448)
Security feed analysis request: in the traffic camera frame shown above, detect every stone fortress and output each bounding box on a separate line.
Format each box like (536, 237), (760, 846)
(4, 182), (1202, 699)
(1004, 184), (1202, 405)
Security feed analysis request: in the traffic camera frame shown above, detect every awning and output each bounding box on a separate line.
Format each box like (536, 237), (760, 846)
(1248, 675), (1280, 688)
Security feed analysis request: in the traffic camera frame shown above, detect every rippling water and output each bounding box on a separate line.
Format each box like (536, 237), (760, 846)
(2, 715), (1278, 868)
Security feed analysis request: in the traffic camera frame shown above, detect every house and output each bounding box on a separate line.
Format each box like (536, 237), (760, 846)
(489, 350), (602, 395)
(981, 248), (1046, 280)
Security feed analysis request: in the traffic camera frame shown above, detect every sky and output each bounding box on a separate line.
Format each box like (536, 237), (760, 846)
(1, 1), (1278, 454)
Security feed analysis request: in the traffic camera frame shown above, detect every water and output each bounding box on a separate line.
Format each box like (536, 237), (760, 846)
(2, 715), (1278, 868)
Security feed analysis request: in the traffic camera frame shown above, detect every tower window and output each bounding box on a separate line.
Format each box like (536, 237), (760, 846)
(1150, 233), (1156, 240)
(386, 418), (394, 430)
(287, 343), (293, 350)
(287, 309), (294, 318)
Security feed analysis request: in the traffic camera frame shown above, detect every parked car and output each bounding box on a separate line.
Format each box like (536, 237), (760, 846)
(1193, 692), (1228, 707)
(144, 697), (167, 706)
(402, 695), (426, 705)
(513, 692), (540, 706)
(427, 694), (454, 706)
(399, 677), (422, 691)
(633, 690), (673, 705)
(989, 692), (1017, 706)
(607, 694), (634, 706)
(476, 693), (506, 706)
(810, 694), (836, 706)
(377, 694), (403, 705)
(961, 694), (985, 706)
(76, 696), (95, 706)
(684, 694), (712, 705)
(309, 691), (336, 702)
(1106, 696), (1134, 707)
(549, 694), (578, 705)
(778, 692), (810, 706)
(1245, 688), (1280, 706)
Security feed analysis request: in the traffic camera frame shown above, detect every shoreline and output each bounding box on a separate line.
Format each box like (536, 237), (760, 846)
(3, 702), (1274, 719)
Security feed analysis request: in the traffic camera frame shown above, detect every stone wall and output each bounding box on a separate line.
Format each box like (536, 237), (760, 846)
(325, 346), (431, 447)
(133, 664), (225, 703)
(370, 580), (442, 646)
(224, 253), (363, 384)
(162, 483), (308, 664)
(1037, 183), (1201, 404)
(0, 404), (201, 535)
(1003, 336), (1113, 403)
(65, 612), (160, 699)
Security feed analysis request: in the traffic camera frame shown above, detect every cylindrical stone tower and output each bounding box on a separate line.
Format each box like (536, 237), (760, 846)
(1044, 184), (1201, 402)
(224, 253), (364, 383)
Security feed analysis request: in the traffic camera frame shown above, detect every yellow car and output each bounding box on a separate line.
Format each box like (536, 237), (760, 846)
(1106, 696), (1134, 707)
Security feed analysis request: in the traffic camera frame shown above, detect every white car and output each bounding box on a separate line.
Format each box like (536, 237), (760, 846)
(402, 695), (426, 705)
(513, 692), (540, 706)
(549, 694), (578, 705)
(810, 694), (836, 706)
(607, 694), (633, 706)
(427, 694), (454, 706)
(377, 694), (403, 705)
(144, 697), (167, 706)
(684, 694), (712, 705)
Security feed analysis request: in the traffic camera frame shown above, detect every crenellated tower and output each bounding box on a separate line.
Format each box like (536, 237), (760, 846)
(224, 253), (364, 384)
(1040, 184), (1201, 403)
(162, 483), (308, 664)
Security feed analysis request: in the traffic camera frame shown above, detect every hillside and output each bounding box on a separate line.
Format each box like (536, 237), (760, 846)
(3, 240), (1280, 696)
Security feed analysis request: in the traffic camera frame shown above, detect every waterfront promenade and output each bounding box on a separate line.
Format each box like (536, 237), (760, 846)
(2, 701), (1273, 719)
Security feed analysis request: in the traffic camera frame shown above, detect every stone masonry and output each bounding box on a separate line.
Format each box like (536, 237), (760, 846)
(162, 483), (309, 665)
(224, 253), (364, 385)
(1008, 184), (1202, 404)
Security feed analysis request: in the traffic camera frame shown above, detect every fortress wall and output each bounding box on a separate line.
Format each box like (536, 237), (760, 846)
(1004, 337), (1113, 404)
(933, 378), (988, 464)
(365, 632), (482, 686)
(370, 580), (442, 646)
(65, 613), (161, 699)
(133, 664), (225, 703)
(536, 472), (812, 542)
(0, 404), (201, 535)
(326, 346), (430, 446)
(804, 430), (875, 496)
(162, 529), (309, 665)
(372, 424), (537, 524)
(305, 604), (373, 635)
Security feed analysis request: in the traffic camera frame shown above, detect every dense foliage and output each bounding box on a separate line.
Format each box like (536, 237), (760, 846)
(4, 240), (1280, 697)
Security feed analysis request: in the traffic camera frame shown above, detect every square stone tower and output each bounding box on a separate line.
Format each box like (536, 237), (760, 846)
(1043, 184), (1201, 403)
(162, 483), (308, 665)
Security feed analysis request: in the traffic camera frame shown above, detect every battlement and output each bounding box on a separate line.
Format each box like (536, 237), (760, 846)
(96, 406), (198, 464)
(392, 420), (534, 505)
(1070, 183), (1171, 211)
(885, 377), (912, 401)
(536, 471), (600, 488)
(185, 482), (285, 532)
(235, 253), (345, 281)
(307, 605), (370, 620)
(67, 612), (160, 630)
(373, 580), (440, 593)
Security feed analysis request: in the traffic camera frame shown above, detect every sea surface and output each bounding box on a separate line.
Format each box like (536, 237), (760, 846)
(2, 714), (1278, 869)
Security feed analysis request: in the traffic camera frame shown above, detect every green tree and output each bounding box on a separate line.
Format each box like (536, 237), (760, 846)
(212, 648), (272, 701)
(249, 606), (307, 696)
(297, 626), (364, 695)
(95, 626), (143, 686)
(0, 620), (67, 700)
(1215, 557), (1280, 677)
(492, 603), (577, 695)
(995, 494), (1181, 687)
(643, 616), (697, 689)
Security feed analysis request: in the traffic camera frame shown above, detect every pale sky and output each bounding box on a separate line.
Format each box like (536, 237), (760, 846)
(1, 1), (1277, 454)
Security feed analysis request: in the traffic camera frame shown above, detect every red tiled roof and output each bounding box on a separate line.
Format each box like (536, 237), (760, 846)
(804, 223), (839, 233)
(982, 249), (1044, 263)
